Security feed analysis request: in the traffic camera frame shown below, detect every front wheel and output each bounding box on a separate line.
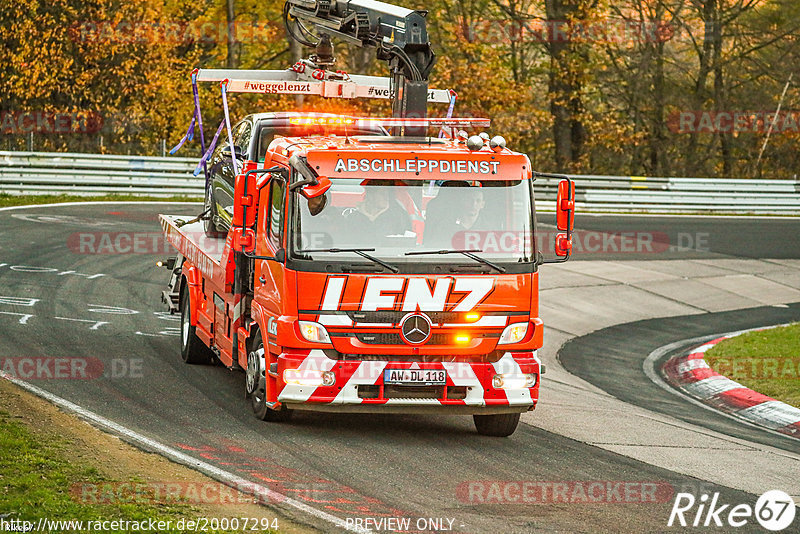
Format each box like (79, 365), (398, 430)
(473, 413), (520, 437)
(247, 331), (292, 422)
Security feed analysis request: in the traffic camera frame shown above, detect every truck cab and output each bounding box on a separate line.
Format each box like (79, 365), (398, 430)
(162, 123), (575, 437)
(203, 112), (387, 235)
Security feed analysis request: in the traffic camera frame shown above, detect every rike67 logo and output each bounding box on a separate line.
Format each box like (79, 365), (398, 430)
(669, 490), (796, 531)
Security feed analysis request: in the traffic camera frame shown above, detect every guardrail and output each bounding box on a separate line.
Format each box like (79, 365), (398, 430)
(0, 151), (202, 197)
(534, 174), (800, 213)
(1, 151), (798, 213)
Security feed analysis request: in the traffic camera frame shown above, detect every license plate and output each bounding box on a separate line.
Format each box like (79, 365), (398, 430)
(383, 368), (447, 386)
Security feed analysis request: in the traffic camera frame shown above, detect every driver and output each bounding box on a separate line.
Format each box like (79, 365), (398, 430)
(344, 181), (411, 238)
(423, 181), (488, 246)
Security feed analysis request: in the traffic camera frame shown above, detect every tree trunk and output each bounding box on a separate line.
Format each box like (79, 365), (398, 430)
(546, 0), (591, 172)
(226, 0), (238, 69)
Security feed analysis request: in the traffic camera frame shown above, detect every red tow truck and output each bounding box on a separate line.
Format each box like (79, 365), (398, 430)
(160, 0), (575, 436)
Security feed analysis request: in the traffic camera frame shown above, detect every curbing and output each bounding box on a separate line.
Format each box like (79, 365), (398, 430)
(661, 327), (800, 439)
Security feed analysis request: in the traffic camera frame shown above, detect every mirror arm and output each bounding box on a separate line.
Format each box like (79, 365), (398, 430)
(288, 177), (317, 192)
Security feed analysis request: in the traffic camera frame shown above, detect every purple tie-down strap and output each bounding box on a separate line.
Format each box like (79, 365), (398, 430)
(169, 113), (196, 155)
(439, 90), (458, 138)
(220, 81), (239, 175)
(192, 70), (206, 154)
(193, 120), (225, 176)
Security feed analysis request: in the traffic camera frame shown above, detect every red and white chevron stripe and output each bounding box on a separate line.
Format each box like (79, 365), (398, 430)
(662, 332), (800, 438)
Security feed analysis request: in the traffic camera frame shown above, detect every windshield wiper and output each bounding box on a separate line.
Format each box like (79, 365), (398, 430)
(405, 249), (506, 273)
(299, 248), (399, 273)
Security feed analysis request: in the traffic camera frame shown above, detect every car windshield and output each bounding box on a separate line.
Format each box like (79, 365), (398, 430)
(290, 178), (535, 267)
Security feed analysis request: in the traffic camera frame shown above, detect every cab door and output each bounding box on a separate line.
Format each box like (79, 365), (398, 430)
(254, 177), (288, 403)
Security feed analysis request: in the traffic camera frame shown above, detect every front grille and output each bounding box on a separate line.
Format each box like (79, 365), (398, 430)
(336, 351), (505, 363)
(345, 310), (473, 324)
(357, 385), (467, 400)
(354, 332), (450, 345)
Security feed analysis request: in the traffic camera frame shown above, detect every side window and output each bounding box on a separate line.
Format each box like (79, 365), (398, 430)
(268, 179), (285, 248)
(256, 126), (276, 163)
(233, 121), (252, 158)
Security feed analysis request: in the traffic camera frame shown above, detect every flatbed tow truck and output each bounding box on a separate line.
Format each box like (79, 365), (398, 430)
(160, 0), (575, 436)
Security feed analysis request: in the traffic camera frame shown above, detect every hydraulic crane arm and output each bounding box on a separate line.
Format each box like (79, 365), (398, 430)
(284, 0), (437, 127)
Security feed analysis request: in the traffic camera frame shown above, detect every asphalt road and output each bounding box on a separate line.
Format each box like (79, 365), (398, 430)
(1, 203), (798, 533)
(559, 304), (800, 454)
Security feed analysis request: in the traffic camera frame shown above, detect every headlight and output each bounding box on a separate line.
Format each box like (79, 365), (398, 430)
(498, 322), (528, 345)
(283, 369), (336, 387)
(492, 373), (536, 389)
(298, 321), (331, 343)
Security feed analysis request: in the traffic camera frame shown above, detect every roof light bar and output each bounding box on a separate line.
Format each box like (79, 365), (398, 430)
(278, 116), (490, 129)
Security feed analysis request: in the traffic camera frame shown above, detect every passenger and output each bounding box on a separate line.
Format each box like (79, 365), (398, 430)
(455, 187), (487, 230)
(424, 181), (488, 247)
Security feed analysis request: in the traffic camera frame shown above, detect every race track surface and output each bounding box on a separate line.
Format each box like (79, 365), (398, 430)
(1, 203), (798, 533)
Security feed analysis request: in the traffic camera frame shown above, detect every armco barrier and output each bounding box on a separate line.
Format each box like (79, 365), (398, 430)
(1, 151), (799, 213)
(535, 174), (800, 213)
(0, 151), (202, 197)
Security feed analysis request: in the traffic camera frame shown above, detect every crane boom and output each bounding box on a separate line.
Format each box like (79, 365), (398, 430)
(284, 0), (437, 131)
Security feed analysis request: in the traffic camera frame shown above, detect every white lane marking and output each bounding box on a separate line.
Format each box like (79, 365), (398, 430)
(54, 317), (109, 330)
(0, 372), (371, 534)
(88, 305), (139, 315)
(0, 311), (34, 324)
(643, 325), (797, 439)
(0, 296), (39, 306)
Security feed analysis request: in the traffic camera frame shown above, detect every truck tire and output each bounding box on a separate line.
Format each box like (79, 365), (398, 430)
(473, 413), (520, 437)
(203, 181), (223, 237)
(248, 331), (292, 422)
(180, 286), (212, 364)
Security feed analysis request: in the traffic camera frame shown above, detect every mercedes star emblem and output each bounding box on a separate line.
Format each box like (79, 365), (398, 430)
(400, 313), (432, 345)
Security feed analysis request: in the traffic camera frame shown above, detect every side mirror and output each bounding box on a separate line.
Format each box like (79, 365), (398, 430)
(556, 178), (575, 232)
(300, 176), (332, 199)
(539, 175), (576, 264)
(222, 145), (246, 160)
(232, 228), (256, 253)
(554, 233), (572, 257)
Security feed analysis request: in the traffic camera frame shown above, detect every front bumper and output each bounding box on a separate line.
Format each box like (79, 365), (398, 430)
(276, 350), (540, 414)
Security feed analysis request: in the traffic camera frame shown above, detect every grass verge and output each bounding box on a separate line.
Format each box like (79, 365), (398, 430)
(705, 323), (800, 409)
(0, 380), (291, 533)
(0, 194), (201, 208)
(0, 409), (275, 533)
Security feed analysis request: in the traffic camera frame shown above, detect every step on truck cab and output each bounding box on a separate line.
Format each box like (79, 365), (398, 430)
(161, 120), (575, 436)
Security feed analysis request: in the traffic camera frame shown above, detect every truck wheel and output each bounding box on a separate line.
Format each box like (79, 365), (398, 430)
(180, 286), (212, 364)
(203, 181), (222, 237)
(248, 331), (292, 422)
(473, 413), (520, 437)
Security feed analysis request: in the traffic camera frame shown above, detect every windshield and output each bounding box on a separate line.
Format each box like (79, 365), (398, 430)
(290, 178), (535, 269)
